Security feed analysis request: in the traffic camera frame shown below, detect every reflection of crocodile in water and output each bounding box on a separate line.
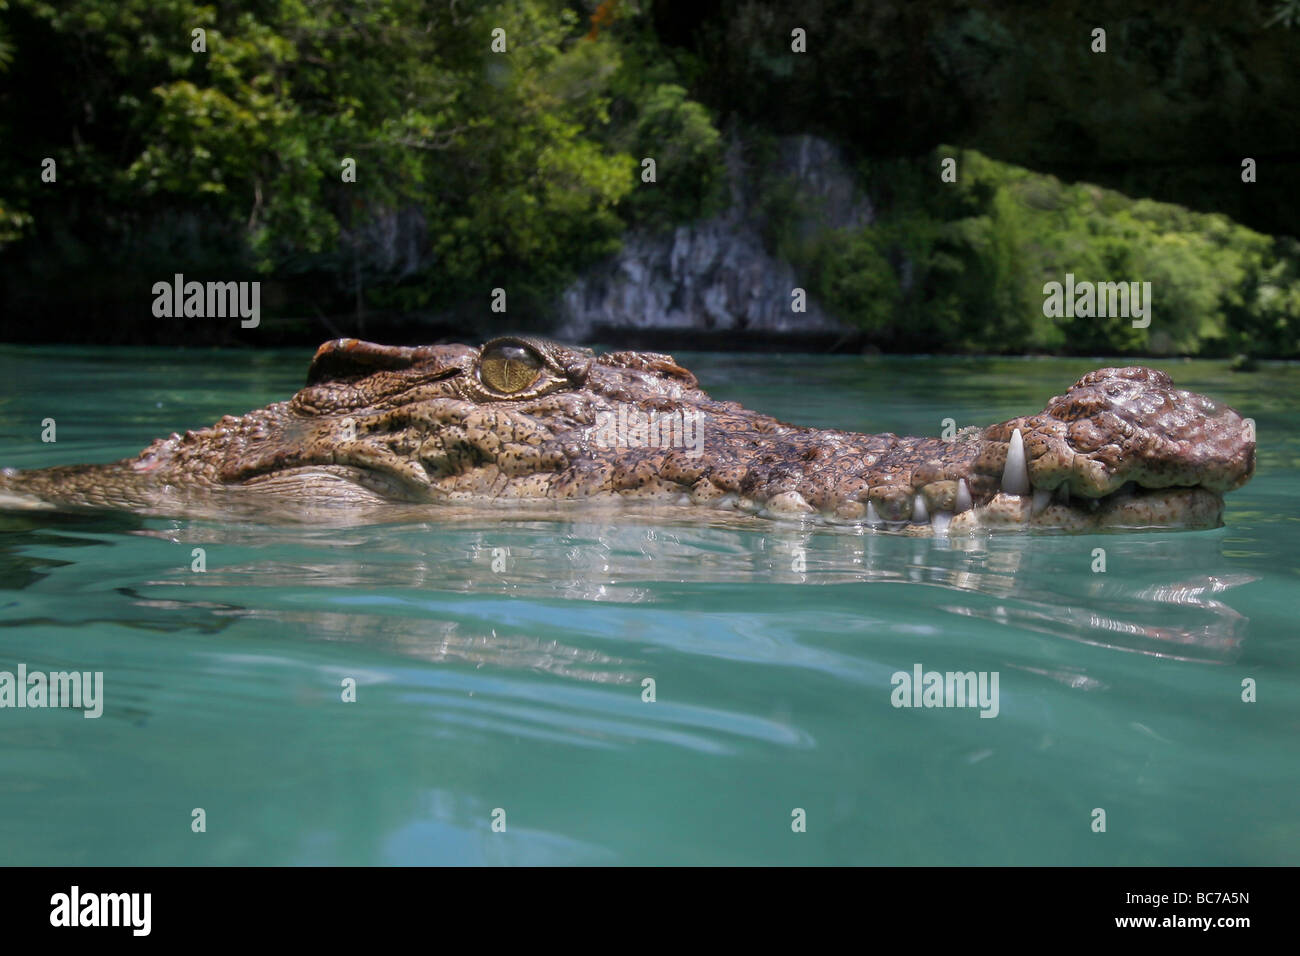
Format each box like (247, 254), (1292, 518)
(0, 337), (1256, 533)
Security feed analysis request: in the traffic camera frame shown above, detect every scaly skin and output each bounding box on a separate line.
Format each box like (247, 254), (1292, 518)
(0, 337), (1256, 533)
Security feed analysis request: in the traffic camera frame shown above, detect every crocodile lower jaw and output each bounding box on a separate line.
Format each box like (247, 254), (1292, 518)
(696, 485), (1224, 535)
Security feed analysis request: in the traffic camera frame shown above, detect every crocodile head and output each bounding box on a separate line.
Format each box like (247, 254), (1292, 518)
(0, 337), (1256, 532)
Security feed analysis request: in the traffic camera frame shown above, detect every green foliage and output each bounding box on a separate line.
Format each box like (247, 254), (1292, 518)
(768, 146), (1300, 356)
(816, 230), (900, 333)
(609, 82), (724, 229)
(0, 8), (10, 72)
(0, 0), (724, 321)
(1219, 236), (1300, 356)
(1266, 0), (1300, 28)
(1, 0), (1295, 356)
(0, 0), (28, 244)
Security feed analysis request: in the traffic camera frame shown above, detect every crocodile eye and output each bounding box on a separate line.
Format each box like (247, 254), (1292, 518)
(480, 341), (543, 394)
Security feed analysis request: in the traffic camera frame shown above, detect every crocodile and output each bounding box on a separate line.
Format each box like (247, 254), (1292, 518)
(0, 336), (1256, 533)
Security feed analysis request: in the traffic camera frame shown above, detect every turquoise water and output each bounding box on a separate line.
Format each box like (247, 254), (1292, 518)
(0, 346), (1296, 865)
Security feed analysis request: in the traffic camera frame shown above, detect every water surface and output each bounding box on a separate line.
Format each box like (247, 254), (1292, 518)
(0, 346), (1295, 865)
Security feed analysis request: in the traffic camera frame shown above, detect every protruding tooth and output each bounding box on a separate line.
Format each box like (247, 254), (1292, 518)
(1032, 488), (1052, 514)
(956, 478), (972, 513)
(1058, 484), (1070, 505)
(865, 501), (882, 527)
(1001, 428), (1030, 495)
(911, 494), (929, 524)
(931, 511), (952, 536)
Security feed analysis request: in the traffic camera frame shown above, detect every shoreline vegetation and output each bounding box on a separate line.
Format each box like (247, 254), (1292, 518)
(1, 0), (1297, 358)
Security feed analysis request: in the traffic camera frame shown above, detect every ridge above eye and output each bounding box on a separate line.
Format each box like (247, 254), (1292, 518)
(479, 339), (543, 394)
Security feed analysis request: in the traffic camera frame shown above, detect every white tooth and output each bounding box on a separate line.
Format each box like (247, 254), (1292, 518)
(1033, 488), (1052, 514)
(912, 495), (929, 524)
(931, 511), (952, 536)
(956, 478), (972, 513)
(865, 501), (882, 527)
(1002, 428), (1030, 495)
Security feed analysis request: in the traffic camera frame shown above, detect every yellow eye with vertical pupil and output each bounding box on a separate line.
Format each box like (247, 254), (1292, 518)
(480, 342), (542, 394)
